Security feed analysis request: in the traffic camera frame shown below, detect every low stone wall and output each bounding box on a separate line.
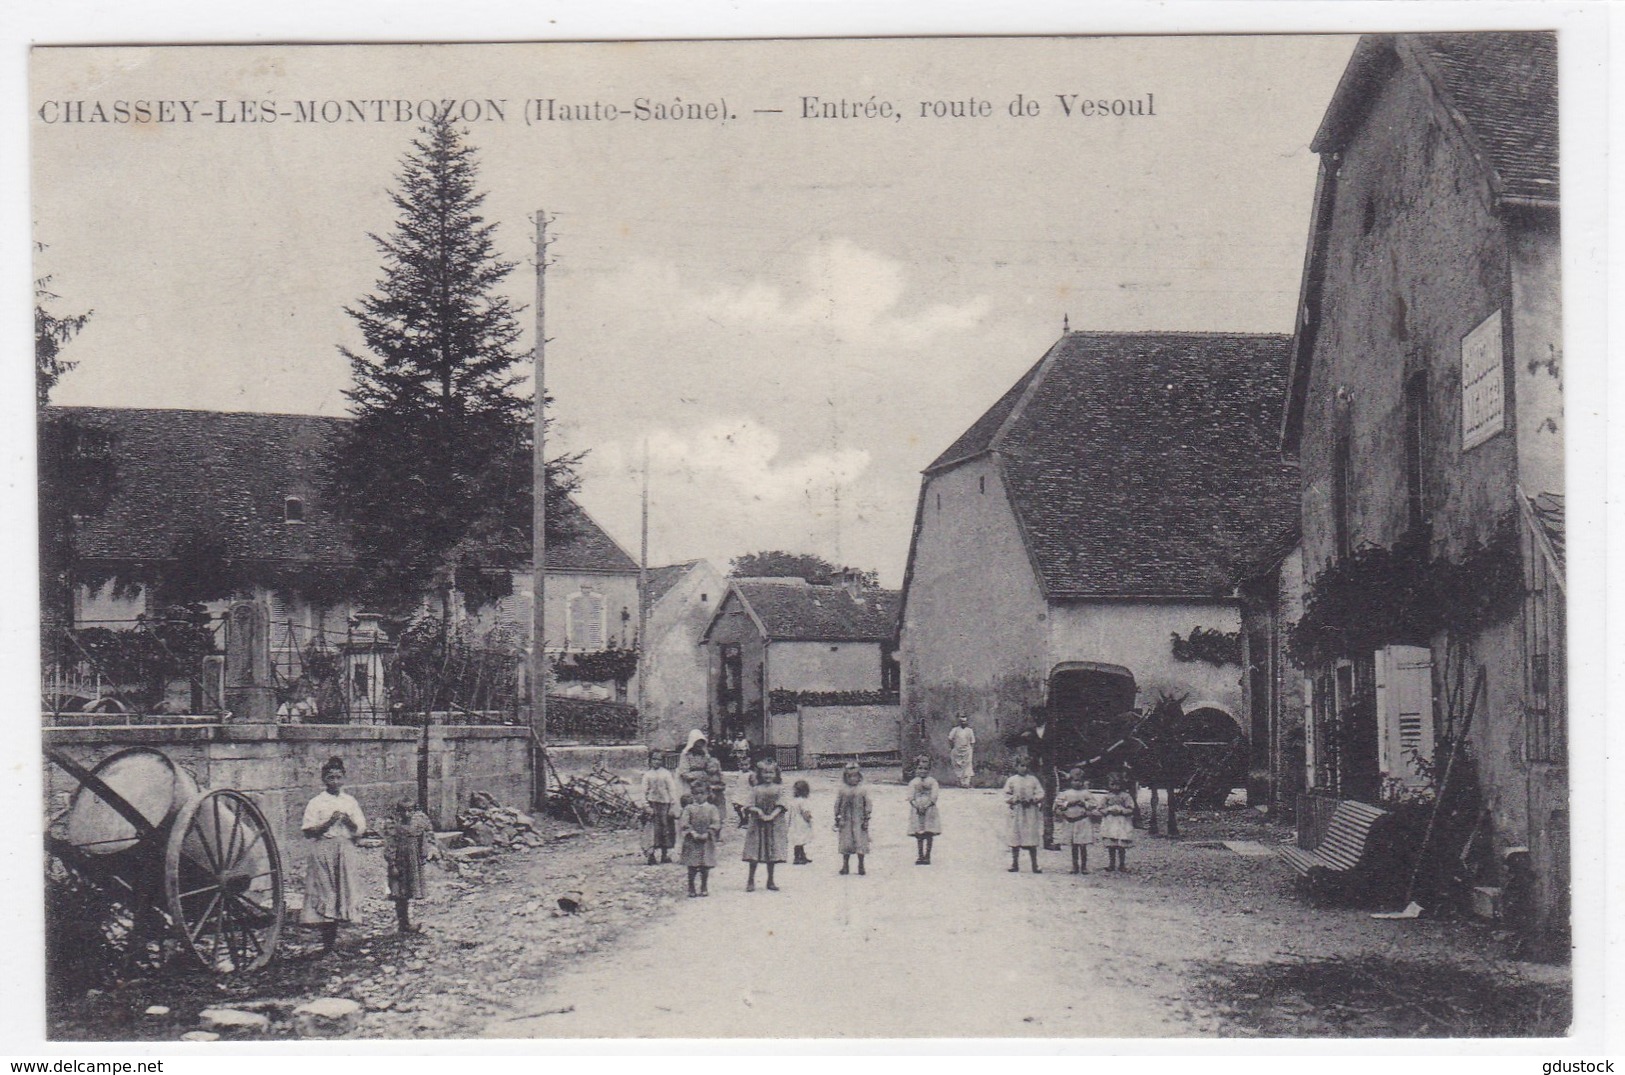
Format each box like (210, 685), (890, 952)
(799, 704), (902, 761)
(42, 722), (533, 853)
(546, 743), (649, 780)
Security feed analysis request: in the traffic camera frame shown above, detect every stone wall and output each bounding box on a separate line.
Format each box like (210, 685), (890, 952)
(799, 704), (902, 761)
(43, 723), (533, 856)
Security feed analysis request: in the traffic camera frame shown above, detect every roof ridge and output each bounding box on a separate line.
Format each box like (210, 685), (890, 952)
(49, 404), (352, 422)
(987, 334), (1071, 455)
(1061, 329), (1293, 339)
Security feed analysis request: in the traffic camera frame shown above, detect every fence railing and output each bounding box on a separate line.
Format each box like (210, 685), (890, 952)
(544, 696), (641, 742)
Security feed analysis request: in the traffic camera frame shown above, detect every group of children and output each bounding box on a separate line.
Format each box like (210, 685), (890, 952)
(298, 744), (1137, 956)
(1008, 758), (1136, 875)
(635, 743), (1136, 893)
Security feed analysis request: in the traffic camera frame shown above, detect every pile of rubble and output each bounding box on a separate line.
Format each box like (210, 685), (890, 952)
(453, 791), (543, 852)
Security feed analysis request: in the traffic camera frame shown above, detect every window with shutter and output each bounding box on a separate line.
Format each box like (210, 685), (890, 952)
(566, 590), (606, 650)
(1376, 644), (1435, 789)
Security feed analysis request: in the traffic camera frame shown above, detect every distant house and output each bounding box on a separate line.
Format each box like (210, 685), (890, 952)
(899, 331), (1301, 775)
(1280, 33), (1564, 941)
(637, 559), (726, 750)
(699, 576), (901, 747)
(45, 407), (360, 696)
(43, 406), (638, 709)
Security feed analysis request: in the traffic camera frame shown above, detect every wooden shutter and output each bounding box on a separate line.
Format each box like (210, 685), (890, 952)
(1376, 644), (1435, 787)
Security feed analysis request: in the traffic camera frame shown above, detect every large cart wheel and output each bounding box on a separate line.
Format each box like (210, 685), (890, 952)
(164, 789), (284, 972)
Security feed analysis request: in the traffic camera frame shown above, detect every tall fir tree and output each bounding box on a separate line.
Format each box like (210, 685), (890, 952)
(332, 115), (577, 619)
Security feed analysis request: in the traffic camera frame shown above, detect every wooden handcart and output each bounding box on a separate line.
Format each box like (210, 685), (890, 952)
(45, 746), (285, 973)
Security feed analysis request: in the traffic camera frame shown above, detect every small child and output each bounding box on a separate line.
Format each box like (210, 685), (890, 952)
(833, 763), (872, 875)
(1099, 770), (1136, 872)
(679, 775), (722, 896)
(1053, 767), (1101, 874)
(906, 754), (941, 865)
(788, 779), (815, 864)
(640, 750), (680, 865)
(379, 798), (436, 934)
(1002, 754), (1045, 873)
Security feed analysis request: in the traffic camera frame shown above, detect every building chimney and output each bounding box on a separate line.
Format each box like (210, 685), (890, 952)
(839, 568), (864, 599)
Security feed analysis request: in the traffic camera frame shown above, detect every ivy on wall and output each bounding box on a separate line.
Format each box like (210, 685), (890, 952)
(1286, 515), (1522, 669)
(1170, 626), (1243, 667)
(553, 643), (640, 686)
(769, 688), (901, 715)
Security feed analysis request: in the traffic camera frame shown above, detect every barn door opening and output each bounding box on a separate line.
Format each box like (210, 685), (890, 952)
(1045, 662), (1138, 773)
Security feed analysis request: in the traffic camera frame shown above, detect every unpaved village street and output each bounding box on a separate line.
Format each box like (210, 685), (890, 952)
(49, 768), (1569, 1041)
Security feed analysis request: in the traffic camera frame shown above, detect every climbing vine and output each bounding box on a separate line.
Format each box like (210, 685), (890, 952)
(1287, 515), (1522, 669)
(1170, 626), (1243, 667)
(553, 643), (640, 685)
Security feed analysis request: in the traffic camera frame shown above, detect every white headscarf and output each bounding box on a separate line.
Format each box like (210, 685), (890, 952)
(682, 729), (709, 755)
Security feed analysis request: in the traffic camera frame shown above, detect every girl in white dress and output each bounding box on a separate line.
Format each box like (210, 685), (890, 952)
(788, 779), (814, 864)
(1002, 754), (1045, 873)
(1053, 767), (1101, 874)
(1099, 770), (1136, 872)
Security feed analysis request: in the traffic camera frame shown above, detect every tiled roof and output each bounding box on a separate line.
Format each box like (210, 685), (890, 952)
(1414, 33), (1558, 204)
(731, 579), (901, 642)
(929, 332), (1301, 599)
(46, 406), (635, 575)
(1314, 33), (1558, 205)
(48, 406), (353, 566)
(645, 561), (701, 606)
(543, 507), (638, 574)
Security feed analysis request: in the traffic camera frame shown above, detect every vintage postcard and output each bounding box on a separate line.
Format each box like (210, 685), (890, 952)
(21, 25), (1597, 1046)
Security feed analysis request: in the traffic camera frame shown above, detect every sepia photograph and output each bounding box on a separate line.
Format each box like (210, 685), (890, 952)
(17, 19), (1601, 1047)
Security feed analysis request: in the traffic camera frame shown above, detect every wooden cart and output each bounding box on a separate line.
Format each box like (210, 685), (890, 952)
(45, 746), (285, 973)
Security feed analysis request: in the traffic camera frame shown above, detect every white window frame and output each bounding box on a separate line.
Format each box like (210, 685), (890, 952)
(1375, 644), (1436, 789)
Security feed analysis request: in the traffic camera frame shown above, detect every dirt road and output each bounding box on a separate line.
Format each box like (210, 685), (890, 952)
(50, 767), (1568, 1041)
(495, 771), (1190, 1038)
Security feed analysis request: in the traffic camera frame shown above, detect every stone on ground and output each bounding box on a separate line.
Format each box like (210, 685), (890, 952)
(197, 1007), (270, 1034)
(294, 996), (364, 1037)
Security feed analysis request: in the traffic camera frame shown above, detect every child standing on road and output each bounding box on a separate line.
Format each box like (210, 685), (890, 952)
(679, 775), (722, 897)
(1099, 770), (1136, 872)
(380, 798), (436, 934)
(906, 755), (941, 865)
(741, 759), (788, 892)
(833, 763), (872, 876)
(1002, 754), (1045, 873)
(639, 750), (680, 865)
(1053, 768), (1100, 875)
(788, 779), (814, 865)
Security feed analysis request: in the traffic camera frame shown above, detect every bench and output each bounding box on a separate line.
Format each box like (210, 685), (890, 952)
(1277, 799), (1391, 903)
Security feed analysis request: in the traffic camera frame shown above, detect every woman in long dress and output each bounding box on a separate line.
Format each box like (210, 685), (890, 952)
(740, 759), (788, 891)
(300, 756), (367, 952)
(1003, 754), (1045, 874)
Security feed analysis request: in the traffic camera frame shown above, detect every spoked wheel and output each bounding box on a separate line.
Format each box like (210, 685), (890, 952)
(164, 789), (284, 972)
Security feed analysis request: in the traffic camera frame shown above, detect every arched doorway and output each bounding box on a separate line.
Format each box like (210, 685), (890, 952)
(1044, 662), (1138, 773)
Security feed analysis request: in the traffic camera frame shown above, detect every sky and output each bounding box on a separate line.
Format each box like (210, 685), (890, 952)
(31, 36), (1358, 586)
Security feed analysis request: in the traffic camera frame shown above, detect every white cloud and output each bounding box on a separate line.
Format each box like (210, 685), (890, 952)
(686, 238), (989, 347)
(576, 418), (876, 576)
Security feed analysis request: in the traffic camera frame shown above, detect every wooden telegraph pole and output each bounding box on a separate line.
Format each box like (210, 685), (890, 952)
(637, 437), (650, 729)
(530, 211), (549, 801)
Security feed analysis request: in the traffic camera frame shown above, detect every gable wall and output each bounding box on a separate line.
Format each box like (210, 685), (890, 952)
(901, 455), (1049, 777)
(642, 561), (726, 751)
(1301, 57), (1517, 582)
